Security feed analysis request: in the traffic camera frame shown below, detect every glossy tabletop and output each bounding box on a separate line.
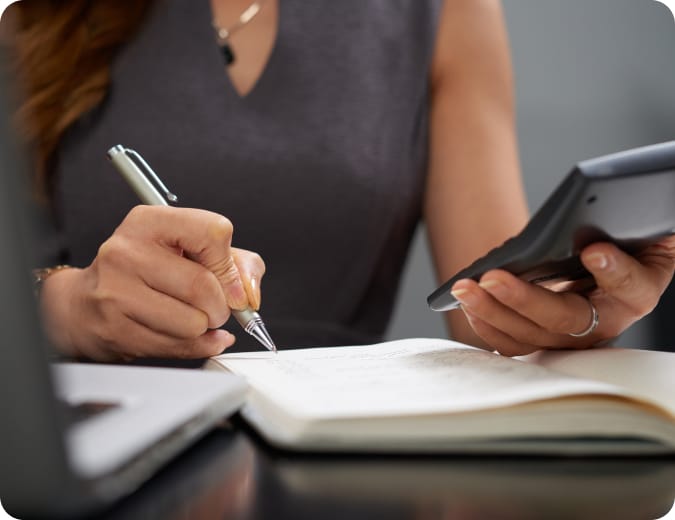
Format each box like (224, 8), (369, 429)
(94, 419), (675, 520)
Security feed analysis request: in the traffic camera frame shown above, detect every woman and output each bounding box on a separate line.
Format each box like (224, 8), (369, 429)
(5, 0), (674, 362)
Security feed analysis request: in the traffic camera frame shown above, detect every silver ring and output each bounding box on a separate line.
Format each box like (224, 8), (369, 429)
(569, 300), (600, 337)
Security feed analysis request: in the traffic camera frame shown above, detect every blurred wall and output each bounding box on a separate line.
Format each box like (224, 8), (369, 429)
(387, 0), (675, 348)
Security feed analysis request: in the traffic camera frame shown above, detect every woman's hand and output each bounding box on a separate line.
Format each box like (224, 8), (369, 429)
(39, 206), (266, 362)
(450, 236), (675, 356)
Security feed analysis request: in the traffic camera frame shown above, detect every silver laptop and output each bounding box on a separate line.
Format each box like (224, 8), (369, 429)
(0, 54), (247, 518)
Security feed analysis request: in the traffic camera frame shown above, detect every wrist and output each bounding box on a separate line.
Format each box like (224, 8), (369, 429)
(37, 266), (83, 358)
(33, 265), (72, 297)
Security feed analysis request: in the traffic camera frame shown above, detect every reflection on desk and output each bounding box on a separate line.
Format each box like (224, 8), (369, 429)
(98, 422), (675, 520)
(98, 424), (255, 520)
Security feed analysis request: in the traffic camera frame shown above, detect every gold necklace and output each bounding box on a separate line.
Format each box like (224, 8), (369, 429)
(212, 0), (269, 65)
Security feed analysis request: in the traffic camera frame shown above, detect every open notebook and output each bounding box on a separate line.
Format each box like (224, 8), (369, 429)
(206, 338), (675, 455)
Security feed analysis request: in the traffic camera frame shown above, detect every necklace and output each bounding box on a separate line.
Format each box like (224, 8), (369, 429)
(212, 0), (269, 66)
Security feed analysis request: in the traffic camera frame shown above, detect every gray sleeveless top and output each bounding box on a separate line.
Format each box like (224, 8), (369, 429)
(51, 0), (443, 351)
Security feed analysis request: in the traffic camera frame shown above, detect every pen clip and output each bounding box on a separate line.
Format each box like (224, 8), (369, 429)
(123, 147), (178, 204)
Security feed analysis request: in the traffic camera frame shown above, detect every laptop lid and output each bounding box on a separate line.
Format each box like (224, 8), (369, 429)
(0, 50), (92, 514)
(0, 50), (247, 518)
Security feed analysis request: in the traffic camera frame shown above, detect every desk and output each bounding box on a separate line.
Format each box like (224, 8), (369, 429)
(97, 419), (675, 520)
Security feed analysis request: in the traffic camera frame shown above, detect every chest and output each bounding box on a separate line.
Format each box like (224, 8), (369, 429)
(55, 0), (440, 269)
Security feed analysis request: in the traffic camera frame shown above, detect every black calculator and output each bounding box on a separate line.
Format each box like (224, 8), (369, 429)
(428, 141), (675, 312)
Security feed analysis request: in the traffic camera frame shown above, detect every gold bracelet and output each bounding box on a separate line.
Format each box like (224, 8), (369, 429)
(32, 265), (72, 297)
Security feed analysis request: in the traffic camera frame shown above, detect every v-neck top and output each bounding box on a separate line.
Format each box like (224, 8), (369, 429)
(50, 0), (443, 351)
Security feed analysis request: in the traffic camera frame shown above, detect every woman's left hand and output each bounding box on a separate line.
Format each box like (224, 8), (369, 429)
(450, 236), (675, 356)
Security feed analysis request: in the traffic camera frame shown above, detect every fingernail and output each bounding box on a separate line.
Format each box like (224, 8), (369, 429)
(451, 288), (476, 307)
(227, 280), (249, 310)
(587, 253), (609, 271)
(250, 276), (261, 310)
(479, 279), (503, 295)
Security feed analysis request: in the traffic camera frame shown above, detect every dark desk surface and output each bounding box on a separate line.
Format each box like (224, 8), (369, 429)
(98, 419), (675, 520)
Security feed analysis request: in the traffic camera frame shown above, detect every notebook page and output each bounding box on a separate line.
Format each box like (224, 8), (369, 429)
(213, 338), (627, 419)
(521, 348), (675, 416)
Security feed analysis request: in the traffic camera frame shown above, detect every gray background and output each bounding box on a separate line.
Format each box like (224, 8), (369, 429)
(386, 0), (675, 347)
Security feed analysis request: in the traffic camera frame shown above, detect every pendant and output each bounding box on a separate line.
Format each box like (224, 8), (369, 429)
(220, 42), (235, 66)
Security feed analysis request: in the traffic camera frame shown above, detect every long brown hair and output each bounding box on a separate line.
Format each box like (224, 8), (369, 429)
(7, 0), (153, 201)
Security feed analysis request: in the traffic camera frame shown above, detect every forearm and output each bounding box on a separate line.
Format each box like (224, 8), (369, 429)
(425, 0), (528, 345)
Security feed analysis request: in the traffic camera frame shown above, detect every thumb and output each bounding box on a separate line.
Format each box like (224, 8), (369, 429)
(198, 248), (249, 311)
(187, 217), (249, 310)
(124, 206), (250, 309)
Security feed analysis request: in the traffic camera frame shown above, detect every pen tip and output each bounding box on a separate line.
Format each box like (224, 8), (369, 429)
(246, 319), (277, 354)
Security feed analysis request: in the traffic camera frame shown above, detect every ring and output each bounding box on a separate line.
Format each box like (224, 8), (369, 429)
(568, 299), (600, 337)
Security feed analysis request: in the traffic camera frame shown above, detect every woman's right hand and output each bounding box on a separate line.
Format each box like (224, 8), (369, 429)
(39, 206), (266, 362)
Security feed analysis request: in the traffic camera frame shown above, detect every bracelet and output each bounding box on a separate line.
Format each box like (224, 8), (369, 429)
(32, 265), (72, 297)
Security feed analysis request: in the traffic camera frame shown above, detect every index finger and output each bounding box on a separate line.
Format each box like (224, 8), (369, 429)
(121, 205), (249, 309)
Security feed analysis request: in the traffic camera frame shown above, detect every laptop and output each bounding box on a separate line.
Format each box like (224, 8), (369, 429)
(0, 55), (247, 518)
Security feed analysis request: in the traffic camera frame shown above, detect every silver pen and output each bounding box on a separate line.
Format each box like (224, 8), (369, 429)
(107, 144), (277, 353)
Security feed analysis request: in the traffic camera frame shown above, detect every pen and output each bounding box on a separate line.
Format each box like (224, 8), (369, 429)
(106, 144), (277, 353)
